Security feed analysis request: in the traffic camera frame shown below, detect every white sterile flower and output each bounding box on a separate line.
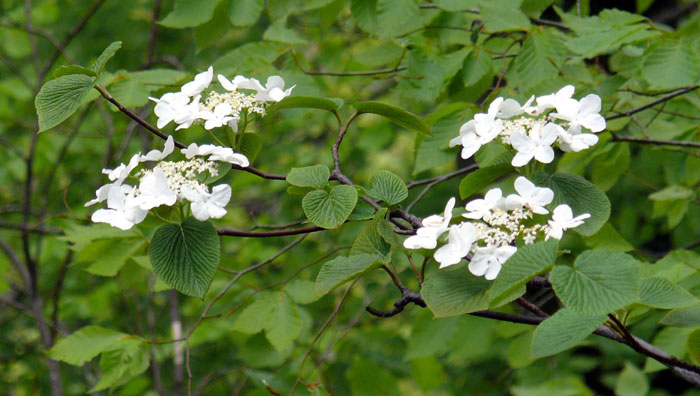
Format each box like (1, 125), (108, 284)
(469, 245), (517, 280)
(135, 169), (177, 210)
(497, 95), (537, 118)
(139, 135), (174, 162)
(545, 204), (591, 240)
(551, 94), (606, 134)
(149, 93), (202, 130)
(183, 184), (232, 221)
(181, 143), (249, 167)
(200, 102), (234, 130)
(449, 119), (500, 160)
(536, 85), (576, 113)
(434, 222), (478, 268)
(103, 153), (140, 184)
(237, 75), (294, 102)
(474, 97), (505, 138)
(181, 66), (213, 97)
(403, 197), (455, 250)
(510, 122), (558, 167)
(91, 185), (147, 230)
(505, 176), (554, 215)
(558, 127), (600, 152)
(464, 188), (503, 220)
(217, 74), (251, 91)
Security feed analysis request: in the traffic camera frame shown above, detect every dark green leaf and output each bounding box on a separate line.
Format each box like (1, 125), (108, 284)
(227, 0), (263, 27)
(35, 74), (96, 132)
(531, 308), (606, 358)
(286, 165), (330, 188)
(149, 217), (221, 298)
(54, 64), (97, 78)
(459, 164), (511, 199)
(238, 133), (262, 163)
(91, 41), (122, 74)
(421, 265), (491, 317)
(315, 254), (379, 296)
(639, 277), (697, 309)
(367, 170), (408, 205)
(160, 0), (220, 28)
(302, 185), (357, 229)
(274, 95), (342, 113)
(353, 101), (431, 136)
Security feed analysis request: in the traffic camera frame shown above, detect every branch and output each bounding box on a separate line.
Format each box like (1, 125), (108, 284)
(365, 286), (426, 318)
(405, 164), (479, 211)
(610, 132), (700, 149)
(217, 225), (323, 238)
(606, 85), (700, 121)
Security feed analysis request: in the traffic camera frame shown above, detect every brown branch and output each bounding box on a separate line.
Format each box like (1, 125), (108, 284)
(606, 85), (700, 121)
(144, 0), (162, 68)
(405, 164), (479, 211)
(217, 225), (323, 238)
(610, 132), (700, 149)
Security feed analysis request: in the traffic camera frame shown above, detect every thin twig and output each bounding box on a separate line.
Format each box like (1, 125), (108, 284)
(405, 164), (479, 211)
(610, 132), (700, 149)
(217, 225), (323, 238)
(606, 85), (700, 121)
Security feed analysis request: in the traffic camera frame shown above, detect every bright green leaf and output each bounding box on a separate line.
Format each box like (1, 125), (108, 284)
(687, 328), (700, 364)
(353, 101), (431, 136)
(286, 165), (330, 188)
(274, 96), (342, 113)
(91, 41), (122, 74)
(615, 362), (649, 396)
(367, 170), (408, 205)
(661, 305), (700, 327)
(238, 132), (262, 163)
(265, 291), (302, 352)
(227, 0), (263, 27)
(459, 164), (511, 199)
(47, 326), (126, 366)
(643, 39), (700, 90)
(639, 277), (697, 309)
(421, 265), (491, 317)
(315, 254), (378, 296)
(160, 0), (220, 28)
(53, 64), (97, 78)
(90, 338), (149, 392)
(35, 74), (96, 132)
(479, 0), (531, 32)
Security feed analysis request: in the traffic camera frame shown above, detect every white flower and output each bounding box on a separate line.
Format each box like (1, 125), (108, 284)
(183, 184), (231, 221)
(135, 169), (177, 210)
(557, 127), (600, 152)
(91, 185), (147, 230)
(505, 176), (554, 215)
(200, 102), (234, 130)
(474, 97), (505, 138)
(102, 153), (140, 185)
(497, 95), (537, 118)
(469, 245), (517, 280)
(237, 75), (294, 102)
(139, 135), (175, 162)
(85, 183), (118, 207)
(449, 119), (501, 160)
(545, 204), (591, 240)
(181, 66), (213, 97)
(217, 74), (252, 91)
(403, 198), (455, 250)
(510, 122), (558, 167)
(434, 222), (478, 268)
(551, 94), (606, 134)
(536, 85), (576, 113)
(149, 93), (202, 130)
(181, 143), (249, 167)
(463, 188), (503, 220)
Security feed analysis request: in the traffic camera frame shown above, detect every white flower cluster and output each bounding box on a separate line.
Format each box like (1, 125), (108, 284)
(450, 86), (606, 167)
(403, 177), (590, 280)
(149, 66), (294, 132)
(85, 136), (250, 230)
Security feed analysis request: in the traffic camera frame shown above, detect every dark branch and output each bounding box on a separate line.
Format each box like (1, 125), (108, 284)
(606, 85), (699, 121)
(217, 226), (323, 238)
(610, 133), (700, 149)
(365, 287), (426, 318)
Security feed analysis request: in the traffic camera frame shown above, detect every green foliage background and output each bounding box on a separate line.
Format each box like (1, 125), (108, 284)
(2, 0), (700, 395)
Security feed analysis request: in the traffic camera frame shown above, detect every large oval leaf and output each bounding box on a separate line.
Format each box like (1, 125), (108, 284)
(302, 185), (357, 229)
(286, 164), (330, 188)
(149, 217), (221, 298)
(421, 265), (491, 317)
(531, 308), (606, 358)
(532, 171), (611, 236)
(550, 249), (640, 315)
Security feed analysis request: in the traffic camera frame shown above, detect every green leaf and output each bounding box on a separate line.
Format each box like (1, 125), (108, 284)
(83, 239), (145, 277)
(479, 0), (531, 32)
(285, 279), (319, 304)
(687, 329), (700, 364)
(405, 314), (458, 359)
(421, 265), (491, 317)
(489, 240), (558, 306)
(315, 254), (379, 296)
(91, 41), (122, 75)
(47, 326), (126, 366)
(367, 170), (408, 205)
(459, 164), (511, 199)
(274, 95), (342, 113)
(263, 20), (308, 45)
(265, 291), (303, 352)
(347, 199), (376, 221)
(583, 223), (633, 252)
(286, 165), (330, 188)
(414, 107), (466, 174)
(350, 221), (391, 260)
(232, 293), (277, 334)
(35, 74), (96, 132)
(643, 39), (700, 90)
(550, 249), (640, 315)
(54, 64), (97, 78)
(410, 356), (444, 392)
(649, 185), (694, 201)
(615, 362), (649, 396)
(238, 133), (262, 163)
(644, 327), (692, 372)
(532, 172), (611, 236)
(591, 143), (630, 192)
(129, 69), (187, 85)
(227, 0), (263, 27)
(149, 217), (221, 298)
(160, 0), (220, 28)
(302, 185), (357, 229)
(531, 308), (606, 358)
(512, 29), (566, 90)
(661, 305), (700, 327)
(377, 0), (423, 39)
(639, 277), (697, 309)
(353, 101), (431, 136)
(461, 49), (493, 87)
(90, 338), (149, 392)
(110, 78), (150, 108)
(347, 356), (400, 396)
(351, 0), (379, 34)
